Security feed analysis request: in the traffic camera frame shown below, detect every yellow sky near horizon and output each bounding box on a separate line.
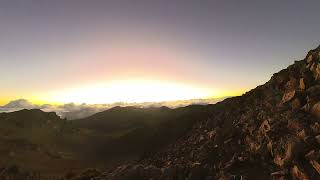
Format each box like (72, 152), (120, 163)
(0, 82), (246, 106)
(0, 32), (251, 106)
(1, 0), (320, 109)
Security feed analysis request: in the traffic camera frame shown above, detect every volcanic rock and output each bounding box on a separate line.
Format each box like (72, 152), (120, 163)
(311, 102), (320, 118)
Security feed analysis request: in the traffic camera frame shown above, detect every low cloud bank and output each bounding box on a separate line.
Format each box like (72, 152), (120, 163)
(0, 98), (226, 120)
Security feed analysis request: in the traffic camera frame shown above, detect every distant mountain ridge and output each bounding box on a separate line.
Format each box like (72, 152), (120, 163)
(0, 98), (225, 120)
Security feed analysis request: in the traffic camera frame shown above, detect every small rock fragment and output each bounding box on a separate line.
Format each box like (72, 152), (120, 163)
(305, 150), (316, 160)
(282, 90), (296, 104)
(259, 120), (271, 134)
(311, 122), (320, 134)
(274, 141), (294, 167)
(315, 135), (320, 144)
(285, 78), (297, 91)
(316, 64), (320, 80)
(310, 160), (320, 175)
(291, 98), (301, 110)
(301, 103), (311, 112)
(297, 130), (307, 141)
(299, 78), (305, 90)
(267, 141), (273, 156)
(207, 130), (216, 139)
(311, 102), (320, 118)
(288, 121), (303, 132)
(291, 165), (308, 180)
(271, 171), (286, 179)
(307, 54), (313, 63)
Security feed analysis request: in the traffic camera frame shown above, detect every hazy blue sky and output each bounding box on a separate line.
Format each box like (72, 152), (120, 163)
(0, 0), (319, 104)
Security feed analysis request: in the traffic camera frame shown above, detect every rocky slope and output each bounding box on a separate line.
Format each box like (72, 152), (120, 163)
(83, 46), (320, 180)
(0, 109), (94, 179)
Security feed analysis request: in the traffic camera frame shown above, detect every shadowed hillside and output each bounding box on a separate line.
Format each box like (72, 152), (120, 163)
(0, 105), (213, 179)
(71, 105), (212, 165)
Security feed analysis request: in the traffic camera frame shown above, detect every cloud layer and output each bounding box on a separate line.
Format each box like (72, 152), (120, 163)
(0, 98), (226, 120)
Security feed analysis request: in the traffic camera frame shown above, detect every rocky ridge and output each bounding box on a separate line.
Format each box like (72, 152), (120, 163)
(85, 45), (320, 180)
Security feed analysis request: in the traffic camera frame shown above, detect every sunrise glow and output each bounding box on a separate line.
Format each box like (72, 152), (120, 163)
(0, 0), (296, 107)
(44, 80), (215, 104)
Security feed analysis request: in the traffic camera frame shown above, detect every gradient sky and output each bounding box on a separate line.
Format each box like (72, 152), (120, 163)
(1, 0), (320, 105)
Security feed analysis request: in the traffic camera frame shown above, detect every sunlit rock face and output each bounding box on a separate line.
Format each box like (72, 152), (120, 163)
(312, 102), (320, 118)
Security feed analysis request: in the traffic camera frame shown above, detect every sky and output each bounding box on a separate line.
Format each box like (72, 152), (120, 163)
(1, 0), (320, 105)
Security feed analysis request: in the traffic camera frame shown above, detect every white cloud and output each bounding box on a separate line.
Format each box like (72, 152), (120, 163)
(0, 99), (39, 113)
(2, 99), (38, 109)
(0, 98), (226, 120)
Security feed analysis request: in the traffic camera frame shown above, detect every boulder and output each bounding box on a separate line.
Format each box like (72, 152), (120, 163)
(307, 54), (313, 63)
(306, 85), (320, 101)
(299, 78), (305, 90)
(310, 160), (320, 175)
(291, 165), (308, 180)
(291, 98), (301, 110)
(285, 78), (297, 91)
(273, 138), (302, 167)
(311, 122), (320, 134)
(316, 64), (320, 80)
(259, 120), (271, 134)
(282, 90), (296, 104)
(311, 102), (320, 118)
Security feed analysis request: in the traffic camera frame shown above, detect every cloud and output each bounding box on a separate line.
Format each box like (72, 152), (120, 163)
(0, 99), (39, 113)
(0, 98), (226, 120)
(2, 99), (38, 109)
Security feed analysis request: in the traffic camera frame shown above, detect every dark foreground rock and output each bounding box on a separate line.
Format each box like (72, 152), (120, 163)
(0, 165), (41, 180)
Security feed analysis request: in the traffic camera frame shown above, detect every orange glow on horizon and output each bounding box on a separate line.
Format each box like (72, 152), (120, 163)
(43, 79), (215, 104)
(0, 79), (248, 106)
(0, 81), (248, 106)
